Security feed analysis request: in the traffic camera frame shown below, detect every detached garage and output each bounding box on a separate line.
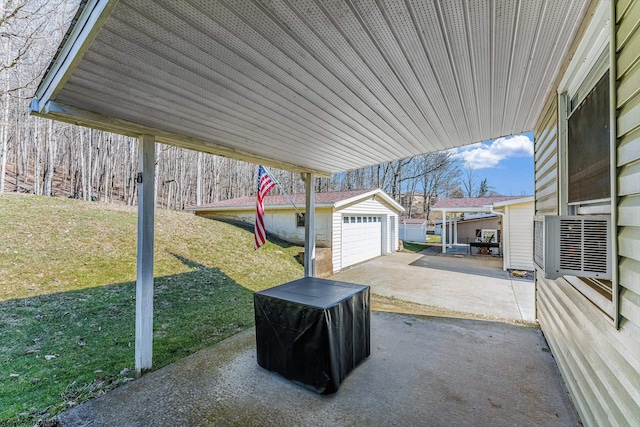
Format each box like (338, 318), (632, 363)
(189, 189), (404, 273)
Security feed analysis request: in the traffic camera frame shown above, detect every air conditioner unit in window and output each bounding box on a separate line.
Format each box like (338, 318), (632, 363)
(533, 215), (611, 280)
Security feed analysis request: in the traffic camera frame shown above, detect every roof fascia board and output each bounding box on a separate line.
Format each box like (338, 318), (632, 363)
(432, 207), (494, 213)
(557, 0), (610, 94)
(333, 189), (379, 209)
(30, 100), (331, 177)
(334, 189), (405, 212)
(34, 0), (119, 111)
(538, 0), (601, 117)
(188, 204), (333, 212)
(491, 196), (535, 207)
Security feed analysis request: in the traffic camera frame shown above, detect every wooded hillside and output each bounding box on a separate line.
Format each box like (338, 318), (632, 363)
(1, 0), (495, 217)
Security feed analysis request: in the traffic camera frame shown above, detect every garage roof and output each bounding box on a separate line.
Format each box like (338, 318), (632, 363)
(31, 0), (591, 176)
(188, 188), (404, 212)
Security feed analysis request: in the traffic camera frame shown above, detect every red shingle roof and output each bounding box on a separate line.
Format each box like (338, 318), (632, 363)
(432, 196), (530, 209)
(193, 189), (373, 209)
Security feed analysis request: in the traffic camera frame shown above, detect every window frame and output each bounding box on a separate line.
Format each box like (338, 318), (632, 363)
(555, 0), (618, 322)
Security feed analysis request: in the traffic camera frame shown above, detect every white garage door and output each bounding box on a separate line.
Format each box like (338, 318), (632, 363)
(342, 215), (382, 268)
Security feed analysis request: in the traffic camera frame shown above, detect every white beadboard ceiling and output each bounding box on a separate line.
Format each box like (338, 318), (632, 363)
(32, 0), (591, 176)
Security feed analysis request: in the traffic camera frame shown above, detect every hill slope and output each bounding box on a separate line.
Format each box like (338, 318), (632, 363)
(0, 194), (303, 425)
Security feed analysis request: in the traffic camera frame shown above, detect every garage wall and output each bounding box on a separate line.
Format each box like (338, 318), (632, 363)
(332, 198), (400, 272)
(196, 208), (333, 247)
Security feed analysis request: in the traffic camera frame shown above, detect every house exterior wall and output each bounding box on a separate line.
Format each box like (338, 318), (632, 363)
(533, 3), (640, 424)
(502, 202), (534, 270)
(332, 198), (400, 272)
(196, 208), (333, 248)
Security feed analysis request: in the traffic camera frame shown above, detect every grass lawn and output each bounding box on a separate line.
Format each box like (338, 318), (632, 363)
(1, 194), (457, 426)
(401, 234), (441, 253)
(0, 194), (304, 426)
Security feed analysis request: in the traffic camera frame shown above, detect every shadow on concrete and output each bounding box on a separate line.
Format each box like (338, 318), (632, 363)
(57, 311), (580, 427)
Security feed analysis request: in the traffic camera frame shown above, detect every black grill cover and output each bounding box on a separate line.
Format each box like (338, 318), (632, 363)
(254, 277), (370, 394)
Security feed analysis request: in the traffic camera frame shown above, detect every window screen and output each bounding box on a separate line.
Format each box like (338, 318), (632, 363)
(567, 71), (610, 204)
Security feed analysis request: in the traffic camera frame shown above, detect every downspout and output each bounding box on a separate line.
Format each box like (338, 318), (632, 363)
(609, 0), (619, 329)
(490, 206), (507, 271)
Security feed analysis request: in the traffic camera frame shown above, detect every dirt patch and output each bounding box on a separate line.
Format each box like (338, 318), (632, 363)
(371, 294), (538, 328)
(509, 270), (534, 281)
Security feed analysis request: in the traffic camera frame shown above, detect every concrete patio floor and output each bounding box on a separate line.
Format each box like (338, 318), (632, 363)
(58, 311), (579, 427)
(332, 248), (535, 322)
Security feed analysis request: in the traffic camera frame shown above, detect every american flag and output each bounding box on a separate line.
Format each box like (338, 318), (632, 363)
(254, 166), (276, 250)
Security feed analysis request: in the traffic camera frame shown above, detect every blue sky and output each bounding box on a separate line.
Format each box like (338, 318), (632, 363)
(454, 132), (534, 196)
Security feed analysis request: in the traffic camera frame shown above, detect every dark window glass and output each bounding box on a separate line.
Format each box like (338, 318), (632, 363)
(296, 213), (305, 227)
(567, 71), (610, 204)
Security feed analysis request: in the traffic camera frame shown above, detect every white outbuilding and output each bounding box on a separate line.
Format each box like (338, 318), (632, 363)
(432, 196), (535, 271)
(399, 219), (427, 243)
(189, 189), (404, 274)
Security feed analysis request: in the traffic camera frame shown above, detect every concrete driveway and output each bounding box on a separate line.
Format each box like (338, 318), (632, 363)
(332, 249), (535, 322)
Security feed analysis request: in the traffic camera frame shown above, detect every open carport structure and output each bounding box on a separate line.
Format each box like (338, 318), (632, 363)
(432, 196), (535, 271)
(30, 1), (639, 425)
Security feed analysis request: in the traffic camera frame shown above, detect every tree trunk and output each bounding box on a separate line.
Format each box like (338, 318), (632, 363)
(196, 151), (202, 206)
(0, 74), (9, 194)
(42, 120), (56, 196)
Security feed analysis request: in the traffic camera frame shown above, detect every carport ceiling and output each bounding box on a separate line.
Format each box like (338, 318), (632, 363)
(32, 0), (591, 175)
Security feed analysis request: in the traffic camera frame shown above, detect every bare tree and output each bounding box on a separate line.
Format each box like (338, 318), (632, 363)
(461, 163), (478, 198)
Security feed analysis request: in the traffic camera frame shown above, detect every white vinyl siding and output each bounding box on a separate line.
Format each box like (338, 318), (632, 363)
(198, 208), (333, 247)
(615, 1), (640, 423)
(534, 99), (558, 215)
(504, 203), (534, 270)
(533, 4), (640, 421)
(616, 0), (640, 339)
(400, 222), (427, 243)
(332, 197), (400, 272)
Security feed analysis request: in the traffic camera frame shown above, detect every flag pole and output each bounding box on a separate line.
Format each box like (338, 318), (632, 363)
(261, 166), (304, 217)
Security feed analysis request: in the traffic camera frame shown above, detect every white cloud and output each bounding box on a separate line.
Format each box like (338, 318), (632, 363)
(455, 134), (533, 169)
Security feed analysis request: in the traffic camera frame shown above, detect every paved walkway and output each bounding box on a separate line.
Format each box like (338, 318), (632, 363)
(58, 311), (578, 427)
(332, 249), (535, 322)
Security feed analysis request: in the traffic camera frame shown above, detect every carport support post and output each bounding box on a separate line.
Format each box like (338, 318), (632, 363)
(454, 216), (458, 245)
(135, 134), (155, 376)
(442, 211), (447, 253)
(303, 173), (315, 277)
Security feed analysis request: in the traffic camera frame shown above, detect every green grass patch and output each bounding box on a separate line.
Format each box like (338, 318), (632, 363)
(401, 241), (429, 253)
(427, 234), (441, 243)
(0, 194), (303, 426)
(401, 235), (441, 253)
